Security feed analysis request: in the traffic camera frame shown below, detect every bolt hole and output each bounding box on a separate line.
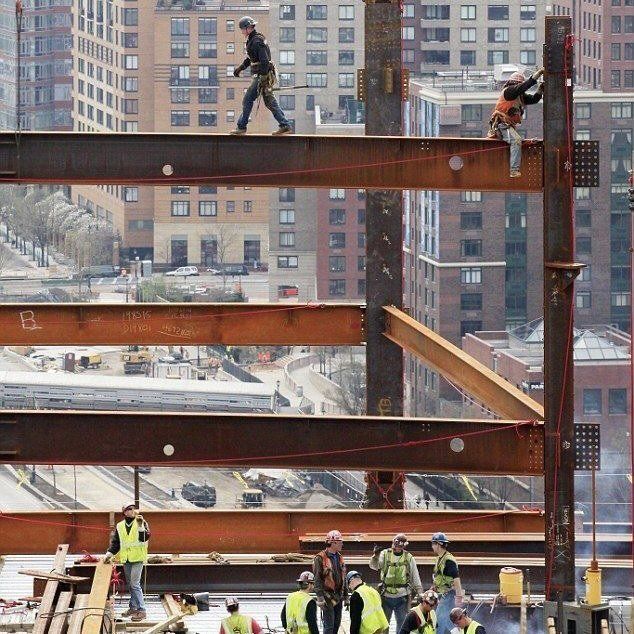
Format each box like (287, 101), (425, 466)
(163, 444), (175, 456)
(162, 164), (174, 176)
(450, 437), (465, 453)
(449, 155), (464, 171)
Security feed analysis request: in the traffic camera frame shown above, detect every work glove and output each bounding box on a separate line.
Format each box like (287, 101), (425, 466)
(372, 544), (381, 556)
(531, 67), (544, 80)
(233, 65), (244, 77)
(136, 513), (144, 524)
(104, 552), (113, 563)
(536, 82), (545, 93)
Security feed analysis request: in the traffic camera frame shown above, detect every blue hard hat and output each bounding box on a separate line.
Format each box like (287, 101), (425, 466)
(346, 570), (362, 584)
(431, 532), (449, 545)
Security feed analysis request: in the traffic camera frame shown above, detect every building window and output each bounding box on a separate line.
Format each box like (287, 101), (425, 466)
(243, 201), (253, 213)
(583, 389), (602, 415)
(461, 191), (482, 202)
(329, 233), (346, 248)
(306, 27), (328, 42)
(402, 26), (415, 39)
(280, 4), (295, 19)
(171, 17), (189, 35)
(339, 5), (354, 19)
(461, 5), (476, 19)
(358, 232), (366, 248)
(226, 201), (235, 213)
(520, 4), (536, 19)
(461, 239), (482, 256)
(279, 209), (295, 224)
(329, 209), (346, 224)
(171, 201), (190, 216)
(460, 28), (476, 42)
(306, 73), (327, 87)
(124, 187), (138, 202)
(609, 388), (627, 414)
(199, 111), (217, 127)
(611, 43), (621, 60)
(171, 110), (190, 126)
(307, 4), (327, 19)
(199, 201), (217, 216)
(278, 255), (298, 268)
(611, 102), (633, 118)
(280, 50), (295, 65)
(421, 28), (450, 41)
(520, 50), (536, 65)
(488, 4), (509, 19)
(461, 104), (482, 122)
(461, 50), (476, 65)
(461, 267), (482, 284)
(199, 42), (217, 58)
(338, 73), (354, 88)
(488, 27), (509, 42)
(279, 231), (295, 247)
(576, 103), (591, 119)
(611, 71), (621, 87)
(488, 50), (509, 64)
(358, 256), (366, 271)
(611, 15), (621, 33)
(611, 292), (631, 307)
(460, 211), (482, 229)
(576, 210), (591, 227)
(423, 4), (450, 18)
(329, 189), (345, 200)
(279, 95), (295, 110)
(403, 4), (414, 17)
(306, 50), (327, 65)
(576, 236), (591, 253)
(339, 28), (355, 42)
(461, 293), (482, 310)
(575, 187), (591, 200)
(520, 27), (535, 41)
(124, 55), (138, 70)
(358, 279), (366, 295)
(329, 279), (346, 295)
(575, 291), (591, 308)
(124, 33), (138, 48)
(171, 88), (190, 103)
(280, 27), (295, 43)
(461, 320), (482, 337)
(123, 8), (138, 25)
(171, 186), (190, 195)
(579, 264), (592, 282)
(329, 256), (346, 272)
(280, 188), (295, 202)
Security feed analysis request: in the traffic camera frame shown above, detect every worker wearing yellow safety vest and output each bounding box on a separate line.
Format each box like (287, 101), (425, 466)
(449, 608), (486, 634)
(281, 571), (319, 634)
(104, 503), (150, 622)
(347, 570), (389, 634)
(369, 533), (423, 633)
(397, 590), (439, 634)
(221, 597), (264, 634)
(430, 533), (464, 634)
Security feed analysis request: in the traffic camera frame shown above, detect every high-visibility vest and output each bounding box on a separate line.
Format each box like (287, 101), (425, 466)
(316, 550), (345, 593)
(115, 520), (148, 564)
(464, 620), (483, 634)
(432, 551), (457, 595)
(354, 584), (389, 634)
(412, 604), (437, 634)
(285, 591), (313, 634)
(491, 94), (525, 126)
(380, 549), (412, 595)
(222, 613), (254, 634)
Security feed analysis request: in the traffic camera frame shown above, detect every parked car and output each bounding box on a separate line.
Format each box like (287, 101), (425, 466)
(209, 264), (249, 276)
(165, 266), (199, 277)
(80, 264), (120, 279)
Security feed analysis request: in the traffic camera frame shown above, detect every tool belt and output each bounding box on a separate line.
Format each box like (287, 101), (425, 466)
(257, 64), (278, 95)
(379, 583), (409, 596)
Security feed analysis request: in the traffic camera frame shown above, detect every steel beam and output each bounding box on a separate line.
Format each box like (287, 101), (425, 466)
(383, 306), (544, 421)
(0, 510), (545, 555)
(543, 16), (577, 602)
(364, 0), (405, 508)
(0, 410), (544, 473)
(0, 303), (364, 346)
(0, 132), (544, 192)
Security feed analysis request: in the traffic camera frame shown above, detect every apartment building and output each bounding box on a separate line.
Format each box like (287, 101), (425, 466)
(401, 1), (545, 75)
(72, 0), (270, 266)
(0, 0), (73, 131)
(553, 0), (634, 91)
(405, 77), (633, 415)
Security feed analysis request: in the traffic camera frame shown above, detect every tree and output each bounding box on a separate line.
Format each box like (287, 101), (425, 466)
(214, 224), (237, 289)
(328, 356), (366, 415)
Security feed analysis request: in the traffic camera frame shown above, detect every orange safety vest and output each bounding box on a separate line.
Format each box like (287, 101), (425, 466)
(317, 550), (346, 592)
(491, 93), (525, 126)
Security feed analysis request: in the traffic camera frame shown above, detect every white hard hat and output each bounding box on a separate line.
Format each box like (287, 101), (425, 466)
(225, 597), (239, 608)
(297, 571), (315, 583)
(326, 529), (343, 543)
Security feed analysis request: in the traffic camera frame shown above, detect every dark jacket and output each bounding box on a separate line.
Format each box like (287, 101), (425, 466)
(240, 30), (272, 76)
(349, 585), (364, 634)
(107, 518), (150, 555)
(503, 76), (543, 105)
(313, 550), (347, 604)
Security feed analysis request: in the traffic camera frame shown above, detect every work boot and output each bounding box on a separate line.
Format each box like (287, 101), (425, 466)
(130, 610), (147, 622)
(120, 608), (136, 618)
(509, 170), (522, 178)
(272, 125), (292, 135)
(230, 128), (247, 135)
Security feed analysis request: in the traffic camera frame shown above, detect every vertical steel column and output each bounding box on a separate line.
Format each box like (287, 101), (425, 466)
(364, 0), (405, 508)
(543, 16), (577, 603)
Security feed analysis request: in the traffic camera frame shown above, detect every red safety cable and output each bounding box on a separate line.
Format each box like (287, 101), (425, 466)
(110, 567), (125, 595)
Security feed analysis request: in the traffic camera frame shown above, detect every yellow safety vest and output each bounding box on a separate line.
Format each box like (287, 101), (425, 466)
(285, 591), (313, 634)
(222, 613), (254, 634)
(381, 549), (412, 594)
(412, 604), (437, 634)
(354, 584), (389, 634)
(432, 551), (457, 595)
(464, 620), (483, 634)
(115, 519), (148, 564)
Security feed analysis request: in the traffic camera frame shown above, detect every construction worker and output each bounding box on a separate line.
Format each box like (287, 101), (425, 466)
(369, 533), (423, 632)
(281, 571), (319, 634)
(230, 16), (292, 136)
(104, 504), (150, 622)
(313, 529), (347, 634)
(449, 608), (485, 634)
(347, 570), (389, 634)
(221, 597), (263, 634)
(397, 590), (438, 634)
(488, 68), (544, 178)
(430, 533), (464, 634)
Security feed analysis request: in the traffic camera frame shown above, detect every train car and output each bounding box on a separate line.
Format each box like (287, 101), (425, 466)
(0, 371), (276, 413)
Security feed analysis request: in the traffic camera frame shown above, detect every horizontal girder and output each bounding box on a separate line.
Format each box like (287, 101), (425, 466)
(0, 510), (545, 554)
(0, 132), (543, 192)
(0, 410), (544, 474)
(0, 302), (364, 345)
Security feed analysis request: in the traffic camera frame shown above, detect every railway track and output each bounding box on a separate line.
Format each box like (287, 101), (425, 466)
(92, 466), (177, 509)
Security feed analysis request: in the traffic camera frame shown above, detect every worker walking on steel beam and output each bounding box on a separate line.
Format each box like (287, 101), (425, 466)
(230, 16), (292, 136)
(369, 533), (423, 633)
(104, 503), (150, 622)
(448, 608), (485, 634)
(282, 571), (319, 634)
(487, 68), (544, 178)
(313, 530), (347, 634)
(429, 533), (464, 634)
(347, 570), (389, 634)
(397, 590), (439, 634)
(221, 597), (264, 634)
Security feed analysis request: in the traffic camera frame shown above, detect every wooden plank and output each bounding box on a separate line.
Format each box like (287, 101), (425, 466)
(81, 561), (113, 634)
(33, 543), (69, 634)
(19, 570), (89, 583)
(49, 591), (73, 634)
(68, 595), (90, 634)
(160, 594), (185, 631)
(141, 614), (184, 634)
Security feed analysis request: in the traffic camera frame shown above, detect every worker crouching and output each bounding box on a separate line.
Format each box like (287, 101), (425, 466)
(398, 590), (438, 634)
(449, 607), (485, 634)
(221, 597), (264, 634)
(347, 570), (389, 634)
(282, 571), (319, 634)
(104, 503), (150, 622)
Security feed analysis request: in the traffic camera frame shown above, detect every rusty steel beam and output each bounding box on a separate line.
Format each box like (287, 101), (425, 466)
(0, 410), (544, 474)
(0, 510), (545, 555)
(383, 306), (544, 421)
(0, 132), (543, 192)
(0, 303), (364, 346)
